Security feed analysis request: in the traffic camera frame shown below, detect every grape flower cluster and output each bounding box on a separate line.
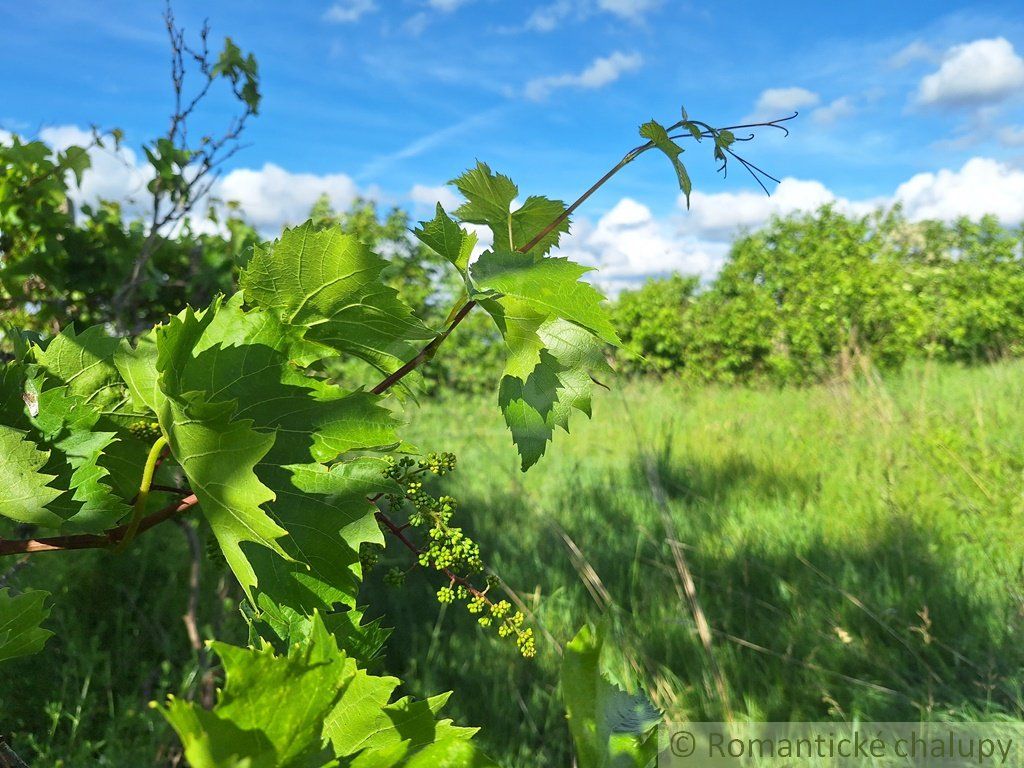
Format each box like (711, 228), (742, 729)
(380, 452), (536, 658)
(128, 419), (163, 442)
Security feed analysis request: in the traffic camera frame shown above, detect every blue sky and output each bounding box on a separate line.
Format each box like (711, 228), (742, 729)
(3, 0), (1024, 286)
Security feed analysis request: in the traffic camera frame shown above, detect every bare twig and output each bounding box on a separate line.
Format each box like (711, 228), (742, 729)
(0, 737), (29, 768)
(113, 2), (259, 328)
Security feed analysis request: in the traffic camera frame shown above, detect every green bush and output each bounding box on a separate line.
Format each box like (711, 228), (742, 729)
(611, 206), (1024, 384)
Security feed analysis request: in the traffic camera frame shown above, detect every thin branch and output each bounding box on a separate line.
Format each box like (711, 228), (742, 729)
(371, 300), (476, 395)
(0, 737), (29, 768)
(0, 494), (198, 557)
(370, 113), (788, 395)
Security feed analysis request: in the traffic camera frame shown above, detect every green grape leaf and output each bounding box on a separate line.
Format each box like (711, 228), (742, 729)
(498, 320), (610, 470)
(562, 625), (661, 768)
(478, 297), (547, 380)
(164, 614), (480, 767)
(115, 330), (160, 414)
(451, 163), (568, 255)
(0, 361), (132, 533)
(162, 614), (352, 768)
(158, 296), (402, 616)
(471, 250), (619, 345)
(351, 738), (500, 768)
(240, 222), (433, 377)
(509, 195), (570, 256)
(451, 162), (518, 245)
(0, 425), (63, 527)
(34, 324), (124, 412)
(160, 393), (283, 597)
(43, 420), (131, 533)
(154, 304), (288, 596)
(639, 119), (693, 206)
(0, 588), (54, 664)
(324, 671), (475, 758)
(250, 459), (399, 632)
(414, 204), (477, 273)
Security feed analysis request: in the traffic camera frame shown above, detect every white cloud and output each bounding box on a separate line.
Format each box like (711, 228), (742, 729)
(680, 178), (877, 241)
(409, 183), (461, 212)
(524, 51), (643, 100)
(559, 198), (727, 293)
(524, 0), (575, 31)
(892, 157), (1024, 223)
(216, 163), (361, 234)
(916, 37), (1024, 107)
(323, 0), (377, 23)
(748, 87), (820, 120)
(596, 0), (661, 20)
(517, 0), (658, 33)
(811, 96), (856, 126)
(888, 40), (937, 69)
(427, 0), (471, 10)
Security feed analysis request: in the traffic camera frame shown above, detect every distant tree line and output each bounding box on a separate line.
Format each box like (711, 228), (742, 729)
(612, 207), (1024, 384)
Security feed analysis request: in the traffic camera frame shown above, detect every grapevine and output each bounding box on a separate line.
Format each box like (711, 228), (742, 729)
(0, 94), (781, 764)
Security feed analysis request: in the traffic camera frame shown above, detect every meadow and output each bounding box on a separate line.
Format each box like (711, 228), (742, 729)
(6, 359), (1020, 766)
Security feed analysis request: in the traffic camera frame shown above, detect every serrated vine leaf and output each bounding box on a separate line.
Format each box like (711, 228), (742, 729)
(562, 625), (661, 768)
(158, 296), (402, 619)
(240, 222), (433, 376)
(0, 361), (133, 532)
(115, 331), (160, 413)
(154, 304), (288, 596)
(163, 615), (351, 768)
(639, 119), (693, 206)
(498, 320), (610, 470)
(0, 588), (54, 664)
(163, 614), (484, 767)
(451, 163), (569, 255)
(471, 251), (619, 345)
(508, 195), (570, 256)
(0, 425), (64, 527)
(324, 672), (475, 759)
(451, 162), (517, 240)
(351, 738), (499, 768)
(478, 297), (547, 380)
(414, 204), (477, 273)
(35, 324), (124, 412)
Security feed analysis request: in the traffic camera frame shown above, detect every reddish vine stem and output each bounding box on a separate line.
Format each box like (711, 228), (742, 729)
(0, 495), (198, 556)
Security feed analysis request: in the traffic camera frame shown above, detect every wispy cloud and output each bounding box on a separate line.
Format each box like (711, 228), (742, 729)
(596, 0), (661, 21)
(323, 0), (377, 24)
(747, 87), (820, 120)
(811, 96), (856, 125)
(427, 0), (473, 11)
(524, 51), (643, 101)
(357, 107), (507, 180)
(888, 40), (938, 69)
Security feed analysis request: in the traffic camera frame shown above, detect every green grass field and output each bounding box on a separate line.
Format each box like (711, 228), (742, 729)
(373, 360), (1024, 765)
(4, 361), (1024, 766)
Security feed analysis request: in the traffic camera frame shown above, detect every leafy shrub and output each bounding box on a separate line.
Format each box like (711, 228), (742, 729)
(611, 206), (1024, 384)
